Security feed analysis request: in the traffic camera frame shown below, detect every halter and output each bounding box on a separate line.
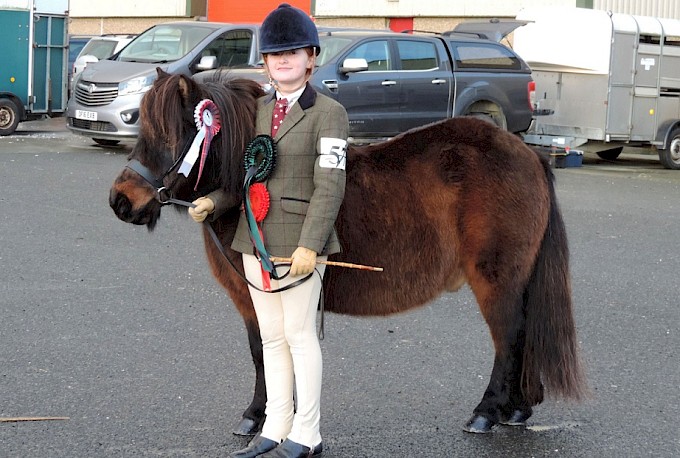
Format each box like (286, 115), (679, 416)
(123, 134), (315, 296)
(125, 134), (196, 205)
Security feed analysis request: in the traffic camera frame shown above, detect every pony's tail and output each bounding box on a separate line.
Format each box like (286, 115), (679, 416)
(521, 165), (589, 405)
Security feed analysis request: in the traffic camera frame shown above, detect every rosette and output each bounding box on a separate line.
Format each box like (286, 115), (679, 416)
(244, 135), (277, 183)
(177, 99), (222, 190)
(248, 183), (270, 223)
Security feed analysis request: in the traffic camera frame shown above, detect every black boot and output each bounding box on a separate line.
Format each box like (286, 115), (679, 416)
(230, 435), (279, 458)
(259, 438), (323, 458)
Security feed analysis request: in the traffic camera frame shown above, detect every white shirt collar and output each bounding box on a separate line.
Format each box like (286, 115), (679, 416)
(276, 86), (305, 108)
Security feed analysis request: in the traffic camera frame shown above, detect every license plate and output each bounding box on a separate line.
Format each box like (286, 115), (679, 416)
(75, 110), (97, 121)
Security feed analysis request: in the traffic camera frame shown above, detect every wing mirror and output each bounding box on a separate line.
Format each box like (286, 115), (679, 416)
(196, 55), (218, 71)
(340, 58), (369, 74)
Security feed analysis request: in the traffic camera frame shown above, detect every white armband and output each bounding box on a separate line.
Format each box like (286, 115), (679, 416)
(319, 137), (348, 170)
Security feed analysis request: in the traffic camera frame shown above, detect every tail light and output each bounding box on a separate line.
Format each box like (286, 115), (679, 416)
(527, 81), (536, 110)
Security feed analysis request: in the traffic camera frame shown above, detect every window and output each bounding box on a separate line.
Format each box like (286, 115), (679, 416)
(640, 35), (661, 45)
(397, 40), (438, 70)
(119, 24), (214, 62)
(664, 35), (680, 47)
(202, 30), (253, 67)
(318, 36), (353, 66)
(346, 40), (391, 71)
(451, 42), (522, 70)
(80, 40), (118, 60)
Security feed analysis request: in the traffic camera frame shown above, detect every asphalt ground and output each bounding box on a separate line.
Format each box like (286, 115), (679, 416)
(1, 118), (679, 457)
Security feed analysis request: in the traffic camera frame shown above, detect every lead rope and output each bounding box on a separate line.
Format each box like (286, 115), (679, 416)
(166, 193), (325, 336)
(201, 214), (325, 340)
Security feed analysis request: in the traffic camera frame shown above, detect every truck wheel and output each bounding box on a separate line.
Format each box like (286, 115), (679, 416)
(467, 111), (507, 130)
(596, 147), (623, 161)
(0, 98), (20, 136)
(93, 138), (120, 146)
(660, 128), (680, 170)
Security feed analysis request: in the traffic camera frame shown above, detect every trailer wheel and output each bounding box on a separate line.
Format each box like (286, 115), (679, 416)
(93, 138), (120, 146)
(596, 147), (623, 161)
(660, 128), (680, 170)
(0, 98), (20, 136)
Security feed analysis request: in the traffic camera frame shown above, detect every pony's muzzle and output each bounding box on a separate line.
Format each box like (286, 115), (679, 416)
(109, 185), (161, 230)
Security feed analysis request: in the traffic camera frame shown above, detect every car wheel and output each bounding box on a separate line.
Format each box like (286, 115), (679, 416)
(0, 98), (20, 136)
(660, 128), (680, 170)
(93, 138), (120, 146)
(596, 147), (623, 161)
(465, 103), (507, 131)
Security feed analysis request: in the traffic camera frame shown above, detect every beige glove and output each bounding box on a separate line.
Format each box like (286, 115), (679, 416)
(188, 196), (215, 223)
(290, 246), (317, 276)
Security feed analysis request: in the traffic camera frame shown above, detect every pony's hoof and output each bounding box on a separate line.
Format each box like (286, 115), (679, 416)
(500, 409), (532, 426)
(232, 417), (262, 436)
(463, 415), (496, 433)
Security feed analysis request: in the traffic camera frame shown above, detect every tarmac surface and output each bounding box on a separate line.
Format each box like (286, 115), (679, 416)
(1, 117), (679, 457)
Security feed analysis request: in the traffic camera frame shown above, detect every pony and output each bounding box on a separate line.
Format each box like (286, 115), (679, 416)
(109, 70), (587, 435)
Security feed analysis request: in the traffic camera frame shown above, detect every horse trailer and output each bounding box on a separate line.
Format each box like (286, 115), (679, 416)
(515, 7), (680, 169)
(0, 0), (69, 136)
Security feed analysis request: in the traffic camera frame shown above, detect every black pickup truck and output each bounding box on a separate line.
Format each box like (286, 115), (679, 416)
(227, 21), (535, 141)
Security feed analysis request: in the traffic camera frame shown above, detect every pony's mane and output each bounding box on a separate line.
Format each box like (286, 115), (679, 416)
(138, 71), (264, 197)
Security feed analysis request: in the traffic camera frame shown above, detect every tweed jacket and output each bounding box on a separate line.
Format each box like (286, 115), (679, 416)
(211, 84), (348, 258)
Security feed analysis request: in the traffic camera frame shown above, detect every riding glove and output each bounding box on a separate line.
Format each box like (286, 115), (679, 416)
(188, 196), (216, 222)
(290, 246), (317, 276)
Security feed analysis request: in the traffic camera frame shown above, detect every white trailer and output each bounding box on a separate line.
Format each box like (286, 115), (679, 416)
(514, 7), (680, 169)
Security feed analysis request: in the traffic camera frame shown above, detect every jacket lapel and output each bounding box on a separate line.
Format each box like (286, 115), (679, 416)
(274, 84), (317, 139)
(259, 95), (276, 136)
(275, 105), (303, 139)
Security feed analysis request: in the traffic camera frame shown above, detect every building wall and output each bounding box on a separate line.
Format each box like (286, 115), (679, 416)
(70, 17), (187, 35)
(68, 0), (206, 35)
(207, 0), (309, 23)
(314, 0), (680, 33)
(594, 0), (680, 18)
(314, 0), (575, 18)
(67, 0), (680, 36)
(69, 0), (193, 17)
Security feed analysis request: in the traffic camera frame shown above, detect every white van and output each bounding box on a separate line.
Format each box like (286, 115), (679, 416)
(70, 34), (137, 93)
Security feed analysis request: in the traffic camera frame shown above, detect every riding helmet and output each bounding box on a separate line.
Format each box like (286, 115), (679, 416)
(259, 3), (320, 55)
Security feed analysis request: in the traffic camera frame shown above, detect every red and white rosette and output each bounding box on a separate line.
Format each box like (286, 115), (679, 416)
(177, 99), (221, 190)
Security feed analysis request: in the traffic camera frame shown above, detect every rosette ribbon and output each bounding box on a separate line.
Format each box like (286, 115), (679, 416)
(246, 182), (272, 290)
(242, 135), (278, 287)
(177, 99), (221, 190)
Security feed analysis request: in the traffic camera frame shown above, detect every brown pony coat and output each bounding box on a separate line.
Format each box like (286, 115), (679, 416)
(110, 72), (587, 433)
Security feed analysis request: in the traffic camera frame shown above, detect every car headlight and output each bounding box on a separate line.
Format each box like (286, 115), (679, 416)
(119, 75), (155, 96)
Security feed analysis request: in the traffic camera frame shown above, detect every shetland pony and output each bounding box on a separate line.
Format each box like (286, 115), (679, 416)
(109, 70), (587, 434)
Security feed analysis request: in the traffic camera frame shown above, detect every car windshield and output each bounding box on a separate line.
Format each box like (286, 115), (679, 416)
(318, 36), (354, 66)
(118, 24), (214, 63)
(69, 38), (90, 63)
(79, 39), (118, 60)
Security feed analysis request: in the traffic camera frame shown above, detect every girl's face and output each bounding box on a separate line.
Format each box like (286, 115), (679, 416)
(264, 48), (314, 94)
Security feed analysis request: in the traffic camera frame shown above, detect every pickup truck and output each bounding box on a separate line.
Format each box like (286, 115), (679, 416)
(226, 21), (535, 142)
(67, 20), (534, 144)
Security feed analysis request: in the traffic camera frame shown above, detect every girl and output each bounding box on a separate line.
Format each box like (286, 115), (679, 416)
(189, 4), (348, 457)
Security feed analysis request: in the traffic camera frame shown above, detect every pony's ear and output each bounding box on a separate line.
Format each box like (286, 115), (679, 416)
(178, 75), (193, 103)
(156, 67), (170, 79)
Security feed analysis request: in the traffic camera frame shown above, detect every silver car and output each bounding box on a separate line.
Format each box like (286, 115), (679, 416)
(66, 22), (261, 145)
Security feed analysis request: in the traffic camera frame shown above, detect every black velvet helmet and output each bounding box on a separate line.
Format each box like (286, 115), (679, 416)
(259, 3), (320, 55)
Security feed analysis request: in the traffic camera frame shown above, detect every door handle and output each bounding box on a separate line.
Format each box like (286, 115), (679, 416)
(323, 80), (338, 91)
(381, 80), (397, 86)
(431, 79), (447, 85)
